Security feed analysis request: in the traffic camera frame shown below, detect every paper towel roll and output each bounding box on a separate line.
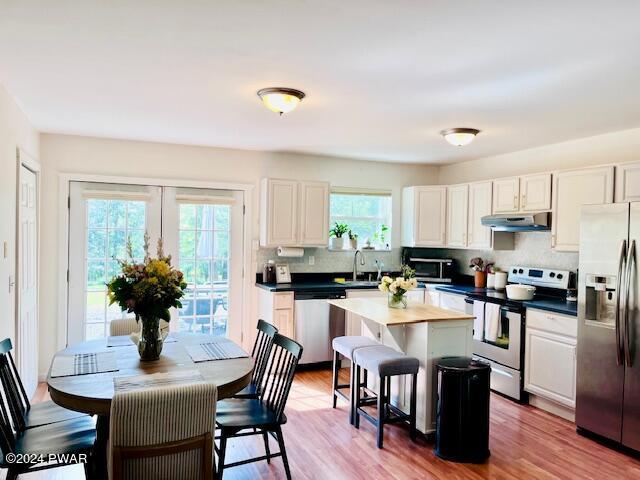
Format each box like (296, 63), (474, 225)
(277, 246), (304, 257)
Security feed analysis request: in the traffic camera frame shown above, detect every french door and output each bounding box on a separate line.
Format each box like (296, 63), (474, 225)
(68, 181), (244, 344)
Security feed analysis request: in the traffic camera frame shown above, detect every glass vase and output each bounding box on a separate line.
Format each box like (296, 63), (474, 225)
(388, 293), (408, 309)
(137, 315), (163, 361)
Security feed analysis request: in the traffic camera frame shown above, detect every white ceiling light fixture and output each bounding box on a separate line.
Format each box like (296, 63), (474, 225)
(257, 87), (306, 115)
(441, 128), (481, 146)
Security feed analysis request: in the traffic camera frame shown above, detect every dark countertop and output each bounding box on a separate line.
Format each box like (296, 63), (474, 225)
(256, 281), (426, 293)
(435, 285), (577, 317)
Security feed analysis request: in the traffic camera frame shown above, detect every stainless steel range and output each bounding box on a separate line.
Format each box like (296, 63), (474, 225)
(464, 266), (571, 401)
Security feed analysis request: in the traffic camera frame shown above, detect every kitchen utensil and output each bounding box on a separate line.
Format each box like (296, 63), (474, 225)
(506, 284), (536, 300)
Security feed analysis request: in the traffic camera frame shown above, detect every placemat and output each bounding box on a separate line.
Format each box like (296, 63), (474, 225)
(185, 340), (249, 363)
(114, 370), (205, 393)
(50, 351), (119, 378)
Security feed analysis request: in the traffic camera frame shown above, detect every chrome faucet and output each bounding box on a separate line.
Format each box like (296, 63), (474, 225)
(353, 249), (365, 281)
(375, 259), (384, 281)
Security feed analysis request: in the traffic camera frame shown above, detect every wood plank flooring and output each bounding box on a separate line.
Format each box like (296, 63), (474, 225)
(11, 368), (640, 479)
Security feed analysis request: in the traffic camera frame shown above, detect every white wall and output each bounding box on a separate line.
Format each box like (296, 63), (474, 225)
(438, 127), (640, 184)
(0, 84), (39, 345)
(39, 133), (439, 374)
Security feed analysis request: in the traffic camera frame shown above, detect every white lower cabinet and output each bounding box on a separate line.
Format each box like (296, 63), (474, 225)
(439, 292), (466, 313)
(525, 309), (577, 409)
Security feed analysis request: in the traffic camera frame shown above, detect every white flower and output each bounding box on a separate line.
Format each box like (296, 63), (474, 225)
(381, 275), (393, 284)
(389, 281), (398, 294)
(409, 278), (418, 289)
(378, 283), (388, 292)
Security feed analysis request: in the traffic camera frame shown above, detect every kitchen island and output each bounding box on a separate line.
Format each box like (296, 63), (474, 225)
(328, 297), (475, 436)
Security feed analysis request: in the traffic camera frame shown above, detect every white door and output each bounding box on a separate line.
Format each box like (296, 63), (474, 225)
(68, 182), (162, 343)
(492, 177), (520, 213)
(520, 173), (551, 211)
(614, 162), (640, 202)
(161, 187), (244, 344)
(298, 181), (329, 246)
(467, 181), (493, 249)
(16, 165), (38, 398)
(551, 166), (614, 251)
(415, 187), (446, 246)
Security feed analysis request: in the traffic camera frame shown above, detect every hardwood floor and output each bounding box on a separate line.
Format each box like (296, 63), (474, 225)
(11, 368), (640, 479)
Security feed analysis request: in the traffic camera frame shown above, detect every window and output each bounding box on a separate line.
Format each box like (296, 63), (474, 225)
(330, 190), (392, 249)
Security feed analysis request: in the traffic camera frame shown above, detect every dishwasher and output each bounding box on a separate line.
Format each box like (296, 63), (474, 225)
(294, 290), (346, 364)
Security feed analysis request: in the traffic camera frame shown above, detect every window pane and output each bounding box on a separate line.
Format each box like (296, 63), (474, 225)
(330, 195), (352, 216)
(87, 261), (106, 288)
(87, 200), (107, 228)
(196, 260), (211, 285)
(108, 201), (126, 228)
(86, 291), (106, 324)
(127, 201), (145, 229)
(108, 230), (127, 258)
(128, 230), (145, 258)
(87, 229), (106, 258)
(212, 259), (228, 282)
(180, 260), (195, 285)
(214, 206), (230, 230)
(179, 231), (196, 259)
(180, 204), (196, 229)
(196, 231), (213, 259)
(213, 231), (228, 258)
(330, 193), (392, 248)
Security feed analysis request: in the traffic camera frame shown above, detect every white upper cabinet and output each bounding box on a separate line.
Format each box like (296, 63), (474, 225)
(402, 186), (446, 247)
(446, 184), (469, 247)
(298, 181), (330, 246)
(520, 173), (552, 211)
(467, 181), (493, 249)
(615, 162), (640, 203)
(260, 178), (329, 247)
(551, 166), (614, 251)
(492, 177), (520, 213)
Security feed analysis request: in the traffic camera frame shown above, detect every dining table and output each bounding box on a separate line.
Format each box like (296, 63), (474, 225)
(46, 332), (254, 479)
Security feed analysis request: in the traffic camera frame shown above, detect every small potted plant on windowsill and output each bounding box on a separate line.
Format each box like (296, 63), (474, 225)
(329, 222), (349, 249)
(348, 230), (358, 250)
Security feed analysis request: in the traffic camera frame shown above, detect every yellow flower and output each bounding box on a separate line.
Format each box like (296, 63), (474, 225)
(146, 259), (170, 277)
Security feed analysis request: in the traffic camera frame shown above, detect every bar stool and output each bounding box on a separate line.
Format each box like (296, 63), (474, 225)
(353, 345), (419, 448)
(331, 336), (380, 424)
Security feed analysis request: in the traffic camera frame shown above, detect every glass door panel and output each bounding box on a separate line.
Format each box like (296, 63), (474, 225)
(67, 182), (162, 344)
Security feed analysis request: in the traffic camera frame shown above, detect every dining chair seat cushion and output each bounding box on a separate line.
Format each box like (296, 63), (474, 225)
(24, 400), (88, 429)
(1, 416), (96, 466)
(353, 345), (419, 376)
(216, 398), (287, 429)
(231, 381), (259, 399)
(332, 336), (380, 360)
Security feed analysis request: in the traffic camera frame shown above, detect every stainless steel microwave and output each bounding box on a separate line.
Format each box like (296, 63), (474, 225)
(407, 258), (454, 283)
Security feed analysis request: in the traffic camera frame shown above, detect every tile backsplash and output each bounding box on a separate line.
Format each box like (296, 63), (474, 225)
(426, 231), (579, 275)
(256, 247), (403, 274)
(256, 232), (578, 279)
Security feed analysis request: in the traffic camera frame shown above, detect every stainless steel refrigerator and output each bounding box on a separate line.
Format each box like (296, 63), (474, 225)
(576, 203), (639, 450)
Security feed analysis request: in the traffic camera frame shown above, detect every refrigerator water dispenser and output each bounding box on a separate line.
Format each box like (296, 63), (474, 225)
(584, 274), (617, 325)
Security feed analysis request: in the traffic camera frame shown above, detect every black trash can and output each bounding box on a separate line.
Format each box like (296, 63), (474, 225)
(434, 357), (491, 463)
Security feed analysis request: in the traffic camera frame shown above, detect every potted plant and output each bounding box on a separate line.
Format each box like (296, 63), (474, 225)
(329, 222), (349, 249)
(469, 257), (488, 288)
(378, 265), (418, 309)
(348, 230), (358, 249)
(107, 235), (187, 361)
(372, 224), (390, 249)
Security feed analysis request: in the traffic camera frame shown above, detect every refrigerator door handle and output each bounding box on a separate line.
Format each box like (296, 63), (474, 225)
(624, 239), (635, 367)
(615, 239), (627, 366)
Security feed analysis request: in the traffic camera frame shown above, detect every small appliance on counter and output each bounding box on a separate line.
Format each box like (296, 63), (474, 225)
(405, 255), (455, 283)
(262, 260), (277, 283)
(275, 263), (291, 283)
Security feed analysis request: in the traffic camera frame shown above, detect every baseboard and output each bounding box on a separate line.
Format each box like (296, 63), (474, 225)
(529, 394), (575, 422)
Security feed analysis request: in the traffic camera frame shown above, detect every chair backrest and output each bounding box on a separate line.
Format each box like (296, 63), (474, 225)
(260, 333), (303, 422)
(109, 317), (140, 337)
(109, 382), (217, 480)
(251, 320), (278, 393)
(0, 338), (31, 437)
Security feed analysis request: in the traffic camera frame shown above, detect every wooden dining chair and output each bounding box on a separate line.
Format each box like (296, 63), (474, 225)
(109, 382), (217, 480)
(232, 319), (278, 399)
(0, 338), (86, 430)
(0, 346), (96, 479)
(215, 333), (303, 480)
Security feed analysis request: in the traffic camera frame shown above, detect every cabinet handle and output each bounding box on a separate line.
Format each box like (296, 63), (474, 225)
(551, 234), (556, 247)
(522, 194), (526, 207)
(513, 195), (518, 209)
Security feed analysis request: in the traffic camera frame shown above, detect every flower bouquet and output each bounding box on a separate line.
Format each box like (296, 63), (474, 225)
(107, 234), (187, 360)
(378, 265), (418, 309)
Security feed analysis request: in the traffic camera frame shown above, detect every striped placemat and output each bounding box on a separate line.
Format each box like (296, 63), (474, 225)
(185, 340), (249, 363)
(50, 351), (119, 378)
(114, 370), (205, 393)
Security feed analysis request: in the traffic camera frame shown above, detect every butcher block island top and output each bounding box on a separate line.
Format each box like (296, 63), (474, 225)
(328, 297), (475, 326)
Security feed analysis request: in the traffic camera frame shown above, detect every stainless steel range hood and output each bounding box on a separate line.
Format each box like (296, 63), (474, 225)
(481, 212), (550, 231)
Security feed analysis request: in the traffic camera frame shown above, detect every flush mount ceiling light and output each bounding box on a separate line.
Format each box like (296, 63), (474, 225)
(440, 128), (481, 146)
(257, 87), (306, 115)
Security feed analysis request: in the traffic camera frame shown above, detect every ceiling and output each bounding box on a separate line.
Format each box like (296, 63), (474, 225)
(1, 1), (640, 164)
